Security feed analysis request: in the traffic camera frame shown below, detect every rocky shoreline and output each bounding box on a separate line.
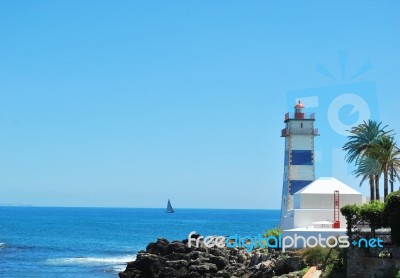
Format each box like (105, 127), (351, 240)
(119, 235), (306, 278)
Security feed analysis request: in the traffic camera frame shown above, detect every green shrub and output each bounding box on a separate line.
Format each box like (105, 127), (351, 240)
(341, 204), (360, 218)
(360, 201), (385, 237)
(263, 227), (282, 238)
(301, 246), (330, 266)
(360, 201), (385, 226)
(341, 204), (361, 237)
(298, 266), (310, 276)
(323, 263), (334, 278)
(278, 252), (289, 260)
(384, 191), (400, 245)
(262, 227), (282, 247)
(301, 246), (345, 277)
(323, 261), (346, 278)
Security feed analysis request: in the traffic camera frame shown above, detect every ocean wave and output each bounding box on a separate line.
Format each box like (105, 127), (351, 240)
(109, 265), (128, 273)
(0, 243), (5, 248)
(45, 254), (136, 266)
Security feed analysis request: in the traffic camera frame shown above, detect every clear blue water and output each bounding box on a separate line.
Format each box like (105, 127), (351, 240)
(0, 207), (280, 277)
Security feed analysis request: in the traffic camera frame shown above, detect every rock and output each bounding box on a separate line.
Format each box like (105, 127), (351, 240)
(209, 247), (226, 257)
(189, 251), (206, 260)
(161, 266), (188, 278)
(188, 263), (218, 274)
(165, 259), (188, 268)
(249, 251), (269, 266)
(274, 257), (285, 269)
(255, 260), (273, 270)
(167, 241), (188, 254)
(119, 235), (305, 278)
(164, 252), (190, 261)
(135, 253), (165, 270)
(209, 256), (229, 270)
(282, 256), (306, 272)
(146, 238), (169, 256)
(189, 257), (210, 266)
(237, 252), (247, 264)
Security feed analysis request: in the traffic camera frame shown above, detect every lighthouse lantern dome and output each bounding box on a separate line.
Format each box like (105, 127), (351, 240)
(294, 101), (305, 119)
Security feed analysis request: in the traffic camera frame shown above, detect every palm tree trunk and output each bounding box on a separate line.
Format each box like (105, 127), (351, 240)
(390, 162), (394, 193)
(369, 175), (375, 202)
(384, 168), (388, 201)
(375, 175), (380, 201)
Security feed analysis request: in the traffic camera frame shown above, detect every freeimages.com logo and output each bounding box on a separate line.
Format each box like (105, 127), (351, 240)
(187, 231), (384, 252)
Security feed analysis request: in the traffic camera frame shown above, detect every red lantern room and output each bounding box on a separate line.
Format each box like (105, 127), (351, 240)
(294, 100), (305, 119)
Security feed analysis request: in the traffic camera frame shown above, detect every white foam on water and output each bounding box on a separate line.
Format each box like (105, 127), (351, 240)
(111, 265), (128, 272)
(46, 254), (136, 267)
(0, 243), (5, 248)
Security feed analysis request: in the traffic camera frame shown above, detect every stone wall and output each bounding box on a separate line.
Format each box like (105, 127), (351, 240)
(347, 245), (400, 278)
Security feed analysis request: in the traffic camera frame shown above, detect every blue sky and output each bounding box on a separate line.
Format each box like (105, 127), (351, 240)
(0, 1), (399, 208)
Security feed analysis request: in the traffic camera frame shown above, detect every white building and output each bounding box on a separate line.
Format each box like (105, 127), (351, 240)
(282, 177), (363, 245)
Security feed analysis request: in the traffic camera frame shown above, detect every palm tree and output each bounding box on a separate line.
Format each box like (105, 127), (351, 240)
(368, 135), (400, 201)
(343, 120), (388, 163)
(352, 156), (381, 201)
(343, 120), (389, 202)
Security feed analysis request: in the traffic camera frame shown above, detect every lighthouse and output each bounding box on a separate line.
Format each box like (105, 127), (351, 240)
(280, 101), (318, 229)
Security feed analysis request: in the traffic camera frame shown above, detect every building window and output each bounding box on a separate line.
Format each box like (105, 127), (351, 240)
(301, 123), (303, 128)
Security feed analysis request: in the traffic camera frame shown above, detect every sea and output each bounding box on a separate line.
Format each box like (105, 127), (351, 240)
(0, 207), (280, 277)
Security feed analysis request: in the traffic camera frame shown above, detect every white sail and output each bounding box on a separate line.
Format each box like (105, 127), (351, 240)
(166, 199), (174, 213)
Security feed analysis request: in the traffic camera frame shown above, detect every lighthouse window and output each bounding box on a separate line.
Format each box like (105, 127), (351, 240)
(301, 123), (303, 128)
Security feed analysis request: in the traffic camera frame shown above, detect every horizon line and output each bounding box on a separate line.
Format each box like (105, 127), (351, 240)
(0, 204), (280, 210)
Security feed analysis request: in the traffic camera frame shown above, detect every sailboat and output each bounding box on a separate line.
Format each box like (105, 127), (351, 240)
(166, 199), (174, 213)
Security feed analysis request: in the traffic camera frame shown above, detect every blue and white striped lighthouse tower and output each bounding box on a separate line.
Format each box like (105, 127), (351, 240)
(280, 101), (319, 229)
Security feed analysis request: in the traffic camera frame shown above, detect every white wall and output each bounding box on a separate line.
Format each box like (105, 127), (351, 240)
(292, 209), (347, 229)
(281, 212), (294, 230)
(294, 193), (362, 209)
